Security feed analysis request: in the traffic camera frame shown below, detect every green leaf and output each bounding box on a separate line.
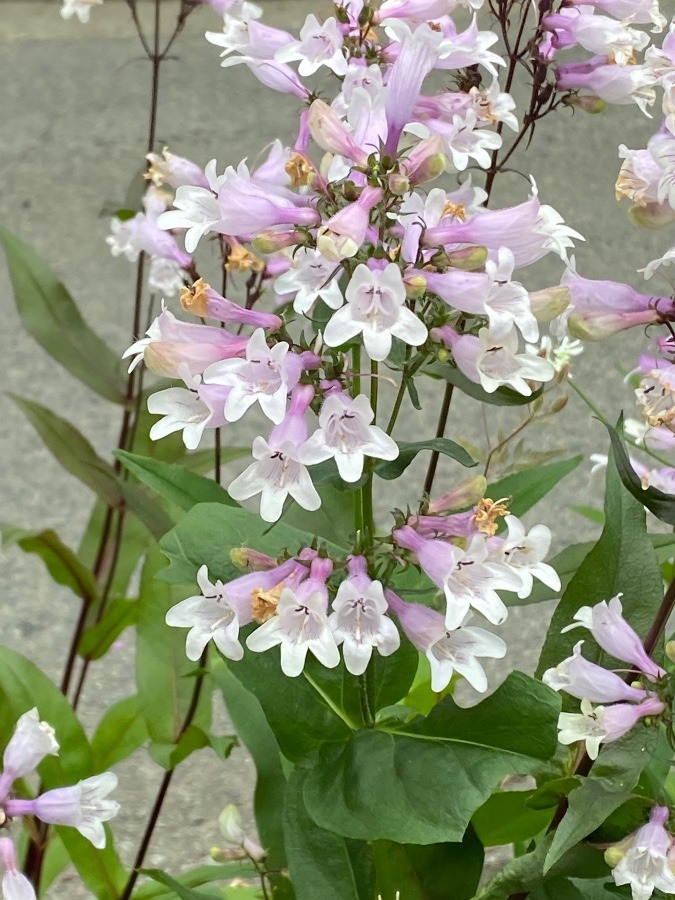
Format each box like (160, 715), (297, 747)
(159, 503), (346, 586)
(426, 364), (543, 406)
(375, 438), (476, 480)
(303, 672), (559, 844)
(530, 877), (625, 899)
(57, 826), (128, 900)
(537, 454), (665, 679)
(226, 643), (353, 762)
(138, 869), (222, 900)
(606, 416), (675, 525)
(0, 524), (98, 603)
(9, 397), (173, 540)
(283, 767), (373, 900)
(116, 450), (243, 510)
(211, 661), (288, 871)
(488, 455), (583, 521)
(282, 483), (356, 546)
(91, 695), (148, 771)
(373, 830), (483, 900)
(472, 790), (553, 846)
(148, 724), (211, 769)
(79, 599), (139, 660)
(135, 546), (211, 749)
(476, 838), (609, 899)
(545, 728), (659, 871)
(0, 228), (125, 402)
(134, 864), (258, 899)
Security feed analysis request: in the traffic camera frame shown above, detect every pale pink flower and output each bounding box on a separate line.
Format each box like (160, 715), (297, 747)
(276, 15), (347, 76)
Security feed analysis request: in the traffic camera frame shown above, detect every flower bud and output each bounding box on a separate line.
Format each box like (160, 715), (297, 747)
(528, 285), (570, 323)
(604, 846), (626, 867)
(229, 548), (279, 571)
(404, 273), (427, 299)
(218, 804), (245, 844)
(665, 640), (675, 663)
(629, 202), (675, 230)
(562, 94), (607, 114)
(437, 347), (450, 362)
(427, 475), (487, 514)
(447, 246), (488, 271)
(252, 228), (304, 254)
(388, 173), (410, 195)
(401, 134), (447, 186)
(548, 394), (569, 414)
(308, 99), (368, 166)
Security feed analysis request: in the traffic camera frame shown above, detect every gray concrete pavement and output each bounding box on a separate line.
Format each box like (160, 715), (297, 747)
(1, 1), (671, 894)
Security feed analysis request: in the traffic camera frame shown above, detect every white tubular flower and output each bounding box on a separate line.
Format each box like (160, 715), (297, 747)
(204, 329), (299, 426)
(557, 698), (609, 760)
(156, 160), (227, 253)
(60, 0), (102, 23)
(228, 436), (321, 523)
(298, 393), (398, 483)
(165, 565), (248, 661)
(436, 110), (502, 172)
(275, 14), (347, 76)
(328, 559), (400, 675)
(455, 326), (557, 396)
(274, 248), (343, 314)
(147, 386), (212, 450)
(611, 806), (675, 900)
(496, 515), (560, 599)
(247, 575), (340, 677)
(2, 709), (59, 785)
(32, 773), (120, 849)
(0, 838), (36, 900)
(147, 257), (185, 298)
(323, 263), (427, 361)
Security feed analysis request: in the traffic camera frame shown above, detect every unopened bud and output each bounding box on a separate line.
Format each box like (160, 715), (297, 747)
(563, 93), (606, 114)
(529, 285), (570, 323)
(404, 274), (427, 299)
(446, 246), (488, 271)
(388, 173), (410, 195)
(629, 202), (675, 230)
(604, 846), (626, 867)
(252, 229), (303, 254)
(665, 640), (675, 663)
(210, 846), (242, 861)
(219, 804), (245, 845)
(437, 347), (450, 362)
(230, 548), (278, 571)
(409, 152), (446, 185)
(428, 475), (488, 515)
(548, 394), (569, 414)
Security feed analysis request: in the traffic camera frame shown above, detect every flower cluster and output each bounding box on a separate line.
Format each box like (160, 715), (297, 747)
(0, 709), (119, 899)
(544, 595), (666, 759)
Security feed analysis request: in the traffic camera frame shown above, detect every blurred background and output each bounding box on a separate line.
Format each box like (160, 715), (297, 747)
(1, 0), (670, 893)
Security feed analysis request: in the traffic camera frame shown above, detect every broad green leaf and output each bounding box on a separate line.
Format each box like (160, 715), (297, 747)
(41, 834), (71, 894)
(537, 454), (665, 679)
(135, 546), (211, 748)
(91, 695), (148, 771)
(375, 438), (476, 480)
(159, 503), (346, 586)
(10, 397), (173, 540)
(530, 878), (626, 899)
(570, 505), (605, 524)
(283, 768), (373, 900)
(10, 395), (124, 508)
(519, 532), (675, 607)
(373, 831), (483, 900)
(116, 450), (243, 510)
(148, 724), (211, 769)
(476, 838), (608, 899)
(0, 227), (125, 403)
(303, 672), (559, 844)
(425, 364), (543, 406)
(137, 869), (222, 899)
(0, 647), (92, 784)
(472, 790), (553, 846)
(57, 826), (127, 900)
(0, 524), (97, 603)
(134, 864), (258, 899)
(544, 728), (659, 871)
(79, 599), (138, 660)
(282, 484), (356, 546)
(606, 417), (675, 525)
(226, 643), (353, 762)
(211, 661), (288, 871)
(488, 455), (582, 521)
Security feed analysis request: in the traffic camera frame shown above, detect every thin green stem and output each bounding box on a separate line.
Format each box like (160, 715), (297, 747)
(386, 377), (407, 436)
(359, 672), (375, 726)
(423, 382), (455, 497)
